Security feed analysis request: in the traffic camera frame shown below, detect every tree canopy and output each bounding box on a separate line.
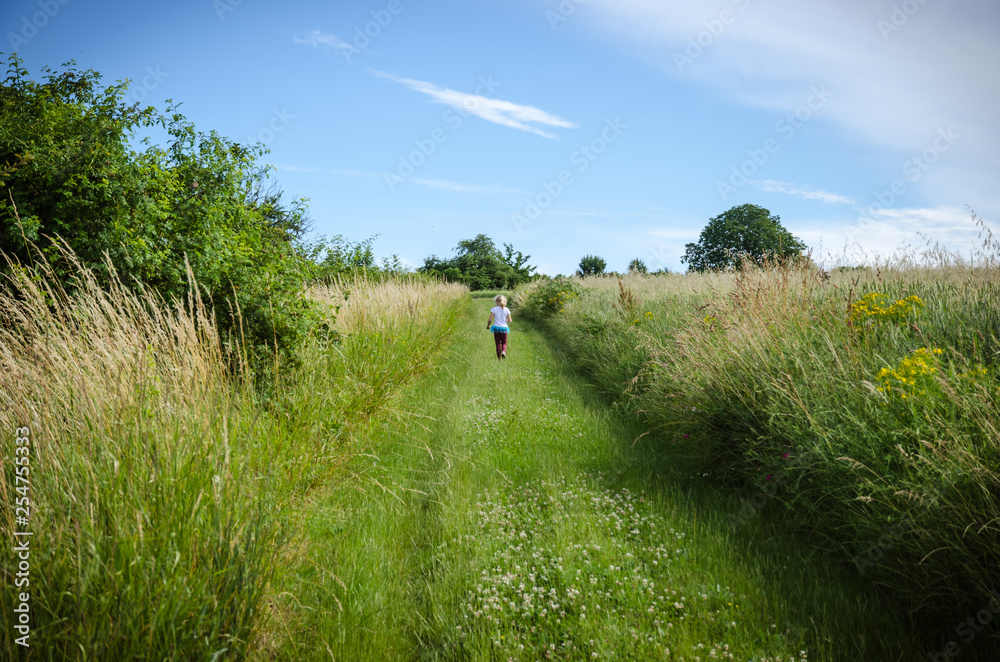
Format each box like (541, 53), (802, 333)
(681, 204), (806, 271)
(577, 255), (606, 276)
(419, 234), (534, 290)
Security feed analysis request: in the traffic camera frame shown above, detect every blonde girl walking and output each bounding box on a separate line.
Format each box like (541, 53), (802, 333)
(486, 294), (512, 360)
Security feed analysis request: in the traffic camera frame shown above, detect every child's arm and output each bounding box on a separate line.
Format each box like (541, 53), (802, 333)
(486, 311), (494, 330)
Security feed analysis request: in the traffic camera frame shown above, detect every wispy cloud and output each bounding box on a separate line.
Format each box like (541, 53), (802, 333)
(755, 180), (855, 205)
(572, 0), (1000, 218)
(371, 70), (576, 138)
(795, 206), (994, 265)
(293, 30), (360, 60)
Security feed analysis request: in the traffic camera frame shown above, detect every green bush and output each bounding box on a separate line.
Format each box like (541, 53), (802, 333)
(576, 254), (606, 276)
(420, 234), (534, 290)
(512, 277), (580, 319)
(0, 54), (321, 378)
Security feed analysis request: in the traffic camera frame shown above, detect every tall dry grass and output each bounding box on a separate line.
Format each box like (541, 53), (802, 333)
(0, 246), (468, 659)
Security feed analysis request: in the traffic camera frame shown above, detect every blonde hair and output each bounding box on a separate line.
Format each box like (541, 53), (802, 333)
(494, 294), (507, 307)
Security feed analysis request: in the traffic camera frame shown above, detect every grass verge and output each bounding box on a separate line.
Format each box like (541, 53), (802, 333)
(513, 252), (1000, 658)
(0, 251), (466, 660)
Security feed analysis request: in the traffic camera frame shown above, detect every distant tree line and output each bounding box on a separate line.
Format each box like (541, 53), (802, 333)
(567, 204), (806, 276)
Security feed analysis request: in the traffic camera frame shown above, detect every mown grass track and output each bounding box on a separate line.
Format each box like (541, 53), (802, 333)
(264, 294), (935, 661)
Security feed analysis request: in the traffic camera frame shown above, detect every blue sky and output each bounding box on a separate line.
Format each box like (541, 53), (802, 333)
(4, 0), (998, 275)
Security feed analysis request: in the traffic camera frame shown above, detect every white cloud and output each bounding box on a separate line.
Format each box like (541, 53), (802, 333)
(568, 0), (1000, 217)
(795, 206), (995, 265)
(371, 70), (576, 138)
(293, 30), (361, 61)
(755, 180), (855, 205)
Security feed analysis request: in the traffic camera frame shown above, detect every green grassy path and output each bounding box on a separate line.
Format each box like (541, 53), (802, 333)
(265, 296), (923, 661)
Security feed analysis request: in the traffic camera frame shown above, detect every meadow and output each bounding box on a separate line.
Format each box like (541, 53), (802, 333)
(2, 234), (997, 660)
(513, 244), (1000, 655)
(0, 248), (467, 659)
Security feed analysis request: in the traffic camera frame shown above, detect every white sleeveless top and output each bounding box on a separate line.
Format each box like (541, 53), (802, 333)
(491, 306), (510, 327)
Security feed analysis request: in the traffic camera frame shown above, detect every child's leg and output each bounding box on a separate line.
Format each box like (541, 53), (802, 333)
(500, 332), (508, 357)
(494, 332), (503, 359)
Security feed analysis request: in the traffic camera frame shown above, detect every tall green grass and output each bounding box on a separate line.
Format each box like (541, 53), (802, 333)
(514, 245), (1000, 650)
(0, 247), (466, 659)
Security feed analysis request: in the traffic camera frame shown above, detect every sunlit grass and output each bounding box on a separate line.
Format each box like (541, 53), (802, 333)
(0, 245), (467, 659)
(271, 297), (919, 661)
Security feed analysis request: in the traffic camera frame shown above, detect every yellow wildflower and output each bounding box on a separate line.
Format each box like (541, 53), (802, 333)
(850, 293), (924, 328)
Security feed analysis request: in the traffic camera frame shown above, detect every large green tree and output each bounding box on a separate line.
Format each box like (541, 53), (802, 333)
(681, 204), (806, 272)
(420, 234), (534, 290)
(627, 258), (647, 274)
(577, 254), (606, 276)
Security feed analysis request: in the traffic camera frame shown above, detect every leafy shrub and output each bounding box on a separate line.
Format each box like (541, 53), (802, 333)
(627, 258), (648, 274)
(513, 277), (580, 319)
(0, 54), (320, 379)
(420, 234), (534, 290)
